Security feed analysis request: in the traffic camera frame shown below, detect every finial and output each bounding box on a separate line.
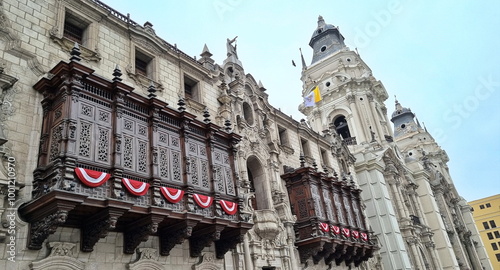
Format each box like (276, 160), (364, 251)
(299, 48), (307, 70)
(69, 42), (81, 62)
(395, 95), (403, 111)
(147, 81), (157, 98)
(200, 43), (212, 58)
(203, 107), (211, 124)
(258, 80), (266, 91)
(318, 15), (325, 27)
(112, 64), (122, 82)
(299, 153), (305, 167)
(224, 119), (232, 132)
(177, 98), (186, 112)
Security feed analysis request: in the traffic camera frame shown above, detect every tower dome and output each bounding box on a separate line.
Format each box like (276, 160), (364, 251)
(309, 16), (346, 64)
(391, 99), (419, 138)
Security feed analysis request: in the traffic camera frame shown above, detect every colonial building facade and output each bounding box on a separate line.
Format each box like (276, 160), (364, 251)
(0, 0), (490, 270)
(299, 16), (492, 270)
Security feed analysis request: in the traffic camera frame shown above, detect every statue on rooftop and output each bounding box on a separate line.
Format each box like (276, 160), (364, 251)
(226, 36), (238, 58)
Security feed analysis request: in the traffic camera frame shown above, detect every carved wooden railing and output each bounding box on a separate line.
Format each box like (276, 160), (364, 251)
(281, 166), (376, 266)
(19, 51), (252, 258)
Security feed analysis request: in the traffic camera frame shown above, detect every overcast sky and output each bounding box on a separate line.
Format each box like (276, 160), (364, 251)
(103, 0), (500, 202)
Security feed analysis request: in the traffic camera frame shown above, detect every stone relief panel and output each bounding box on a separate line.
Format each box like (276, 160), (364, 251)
(30, 242), (85, 270)
(128, 248), (165, 270)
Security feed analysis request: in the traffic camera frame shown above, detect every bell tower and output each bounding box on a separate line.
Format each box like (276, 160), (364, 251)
(299, 16), (415, 270)
(299, 16), (393, 147)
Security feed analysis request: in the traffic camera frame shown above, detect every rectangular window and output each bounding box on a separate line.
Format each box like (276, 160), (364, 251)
(63, 12), (90, 45)
(495, 231), (500, 238)
(184, 75), (199, 101)
(491, 220), (497, 228)
(493, 242), (499, 251)
(135, 50), (153, 78)
(64, 20), (84, 44)
(486, 203), (491, 208)
(320, 148), (330, 167)
(496, 253), (500, 262)
(480, 204), (485, 209)
(278, 126), (289, 146)
(488, 232), (494, 240)
(301, 138), (311, 157)
(484, 222), (490, 230)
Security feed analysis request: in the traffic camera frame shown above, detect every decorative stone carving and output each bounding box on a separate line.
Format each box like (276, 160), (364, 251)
(193, 252), (221, 270)
(128, 248), (165, 270)
(30, 241), (85, 270)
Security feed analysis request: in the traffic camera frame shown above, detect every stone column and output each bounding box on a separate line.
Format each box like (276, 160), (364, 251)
(387, 175), (407, 221)
(407, 237), (424, 270)
(242, 234), (253, 270)
(346, 94), (366, 143)
(425, 242), (442, 270)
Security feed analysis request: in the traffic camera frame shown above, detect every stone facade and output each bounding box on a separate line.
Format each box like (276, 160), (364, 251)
(0, 1), (491, 269)
(0, 1), (378, 270)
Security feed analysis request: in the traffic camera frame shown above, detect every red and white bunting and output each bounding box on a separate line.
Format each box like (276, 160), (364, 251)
(342, 228), (351, 237)
(361, 232), (368, 242)
(331, 225), (341, 235)
(319, 222), (330, 232)
(160, 187), (184, 203)
(75, 167), (110, 187)
(193, 194), (213, 208)
(219, 200), (238, 215)
(122, 178), (150, 196)
(352, 230), (359, 239)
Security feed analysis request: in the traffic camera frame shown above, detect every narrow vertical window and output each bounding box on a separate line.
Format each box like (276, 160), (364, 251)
(135, 50), (153, 78)
(184, 75), (199, 101)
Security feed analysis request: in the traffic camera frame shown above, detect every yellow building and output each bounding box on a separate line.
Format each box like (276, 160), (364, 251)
(470, 194), (500, 269)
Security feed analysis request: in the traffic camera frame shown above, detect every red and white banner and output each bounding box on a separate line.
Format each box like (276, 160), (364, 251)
(122, 178), (150, 196)
(220, 200), (238, 215)
(160, 187), (184, 203)
(319, 222), (330, 232)
(331, 225), (341, 235)
(75, 167), (110, 187)
(193, 194), (213, 208)
(361, 232), (368, 242)
(352, 230), (359, 239)
(342, 228), (351, 237)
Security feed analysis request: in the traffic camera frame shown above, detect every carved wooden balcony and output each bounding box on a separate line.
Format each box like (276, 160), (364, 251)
(281, 166), (376, 266)
(18, 54), (252, 258)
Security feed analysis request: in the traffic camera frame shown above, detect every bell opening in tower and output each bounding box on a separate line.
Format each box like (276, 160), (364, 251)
(334, 115), (351, 139)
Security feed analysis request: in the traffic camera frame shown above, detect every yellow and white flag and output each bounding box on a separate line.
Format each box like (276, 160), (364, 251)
(304, 86), (321, 107)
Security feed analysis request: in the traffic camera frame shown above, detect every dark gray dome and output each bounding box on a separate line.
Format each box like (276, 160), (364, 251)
(391, 100), (413, 118)
(310, 16), (338, 40)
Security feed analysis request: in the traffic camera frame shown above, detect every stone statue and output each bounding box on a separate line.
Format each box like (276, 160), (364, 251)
(226, 36), (238, 58)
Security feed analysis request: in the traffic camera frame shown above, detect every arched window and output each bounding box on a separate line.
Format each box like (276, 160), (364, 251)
(242, 102), (254, 125)
(333, 115), (351, 139)
(247, 156), (267, 210)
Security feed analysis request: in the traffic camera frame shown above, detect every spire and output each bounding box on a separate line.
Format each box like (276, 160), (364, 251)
(395, 95), (403, 112)
(200, 44), (212, 58)
(318, 15), (326, 28)
(299, 48), (307, 70)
